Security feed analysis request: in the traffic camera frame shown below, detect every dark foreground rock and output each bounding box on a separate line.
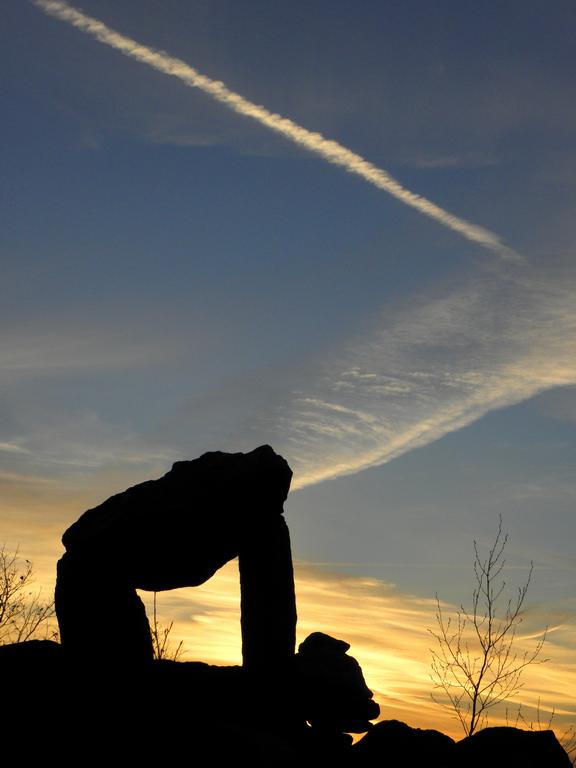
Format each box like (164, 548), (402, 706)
(296, 632), (380, 733)
(1, 642), (570, 767)
(0, 634), (378, 766)
(352, 720), (571, 768)
(4, 450), (571, 766)
(454, 726), (572, 767)
(353, 719), (455, 766)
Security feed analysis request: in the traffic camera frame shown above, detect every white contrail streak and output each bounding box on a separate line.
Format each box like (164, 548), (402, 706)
(33, 0), (520, 262)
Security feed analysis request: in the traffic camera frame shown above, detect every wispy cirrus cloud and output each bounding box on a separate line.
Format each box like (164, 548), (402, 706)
(252, 264), (576, 489)
(33, 0), (519, 262)
(0, 325), (169, 375)
(0, 442), (30, 455)
(137, 261), (576, 492)
(0, 409), (178, 480)
(399, 152), (499, 170)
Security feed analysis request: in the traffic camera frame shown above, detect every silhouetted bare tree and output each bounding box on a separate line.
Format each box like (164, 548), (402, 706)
(0, 544), (56, 644)
(429, 517), (548, 736)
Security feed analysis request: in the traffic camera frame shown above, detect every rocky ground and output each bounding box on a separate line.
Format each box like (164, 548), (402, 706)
(0, 638), (571, 766)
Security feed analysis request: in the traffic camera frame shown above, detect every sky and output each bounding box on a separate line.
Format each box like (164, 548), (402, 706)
(2, 0), (576, 740)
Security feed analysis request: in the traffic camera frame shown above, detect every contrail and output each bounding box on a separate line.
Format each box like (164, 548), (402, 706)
(33, 0), (521, 262)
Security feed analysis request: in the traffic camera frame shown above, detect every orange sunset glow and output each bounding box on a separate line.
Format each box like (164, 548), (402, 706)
(2, 1), (576, 764)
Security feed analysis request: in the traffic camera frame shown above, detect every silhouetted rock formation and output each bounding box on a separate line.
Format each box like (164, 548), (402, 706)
(56, 445), (296, 668)
(352, 721), (571, 767)
(453, 726), (572, 767)
(296, 632), (380, 733)
(353, 720), (455, 766)
(4, 448), (570, 766)
(47, 446), (383, 762)
(0, 634), (378, 766)
(0, 642), (572, 766)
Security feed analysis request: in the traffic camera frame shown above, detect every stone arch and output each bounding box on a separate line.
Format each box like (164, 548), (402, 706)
(55, 445), (297, 668)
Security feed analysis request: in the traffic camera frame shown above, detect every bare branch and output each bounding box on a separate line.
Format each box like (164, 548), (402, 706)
(428, 517), (547, 736)
(150, 591), (185, 662)
(0, 544), (57, 645)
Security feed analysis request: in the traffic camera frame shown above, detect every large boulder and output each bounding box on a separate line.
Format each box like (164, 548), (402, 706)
(294, 632), (380, 733)
(61, 444), (293, 589)
(353, 719), (455, 766)
(352, 721), (572, 768)
(454, 726), (572, 767)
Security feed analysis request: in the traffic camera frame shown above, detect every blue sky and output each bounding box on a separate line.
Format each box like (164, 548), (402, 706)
(1, 0), (575, 736)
